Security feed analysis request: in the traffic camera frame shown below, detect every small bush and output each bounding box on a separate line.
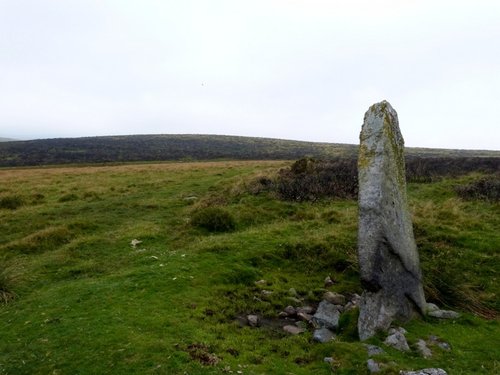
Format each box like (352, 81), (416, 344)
(455, 174), (500, 201)
(0, 195), (24, 210)
(191, 207), (236, 232)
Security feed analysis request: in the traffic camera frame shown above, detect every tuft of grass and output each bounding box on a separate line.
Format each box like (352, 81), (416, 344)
(0, 195), (24, 210)
(0, 268), (17, 304)
(191, 207), (236, 233)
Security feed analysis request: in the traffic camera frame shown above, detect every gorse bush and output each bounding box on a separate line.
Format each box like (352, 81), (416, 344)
(0, 195), (24, 210)
(455, 174), (500, 201)
(191, 207), (236, 232)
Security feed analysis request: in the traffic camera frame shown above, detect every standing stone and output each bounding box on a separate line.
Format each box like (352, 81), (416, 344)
(357, 101), (426, 340)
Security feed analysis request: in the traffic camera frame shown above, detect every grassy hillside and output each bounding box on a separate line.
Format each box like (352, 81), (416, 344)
(0, 161), (498, 374)
(1, 134), (498, 167)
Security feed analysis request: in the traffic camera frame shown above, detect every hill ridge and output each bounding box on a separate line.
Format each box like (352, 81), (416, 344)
(0, 134), (498, 167)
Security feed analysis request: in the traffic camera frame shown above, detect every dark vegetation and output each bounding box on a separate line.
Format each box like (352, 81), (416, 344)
(0, 134), (356, 166)
(1, 134), (498, 167)
(270, 156), (499, 202)
(455, 174), (500, 201)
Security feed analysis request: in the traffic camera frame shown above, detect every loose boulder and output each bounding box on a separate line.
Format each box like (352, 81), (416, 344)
(357, 101), (426, 340)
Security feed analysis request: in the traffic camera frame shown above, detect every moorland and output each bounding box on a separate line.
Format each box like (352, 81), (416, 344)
(0, 136), (499, 374)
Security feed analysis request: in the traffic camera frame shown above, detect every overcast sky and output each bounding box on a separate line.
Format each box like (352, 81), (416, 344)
(0, 1), (499, 149)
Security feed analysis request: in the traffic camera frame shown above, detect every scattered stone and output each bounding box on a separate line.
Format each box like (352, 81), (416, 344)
(428, 335), (451, 351)
(254, 279), (267, 286)
(297, 312), (312, 322)
(428, 309), (460, 319)
(416, 339), (432, 358)
(297, 306), (315, 315)
(246, 315), (259, 327)
(312, 301), (340, 330)
(351, 293), (361, 304)
(357, 101), (427, 340)
(384, 330), (410, 352)
(437, 342), (451, 351)
(261, 290), (273, 297)
(324, 276), (335, 287)
(183, 196), (198, 201)
(323, 357), (334, 364)
(313, 328), (335, 343)
(283, 325), (305, 335)
(278, 311), (288, 318)
(388, 327), (407, 335)
(295, 321), (307, 329)
(323, 291), (346, 306)
(365, 344), (385, 357)
(130, 239), (142, 248)
(399, 369), (447, 375)
(367, 359), (381, 373)
(283, 306), (296, 316)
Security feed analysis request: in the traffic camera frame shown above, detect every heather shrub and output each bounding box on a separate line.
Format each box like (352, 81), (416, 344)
(455, 174), (500, 201)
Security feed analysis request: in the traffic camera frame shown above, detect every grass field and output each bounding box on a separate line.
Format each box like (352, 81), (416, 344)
(0, 161), (498, 374)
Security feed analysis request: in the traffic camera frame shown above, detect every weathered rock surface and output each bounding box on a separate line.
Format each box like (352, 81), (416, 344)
(357, 101), (426, 340)
(313, 327), (335, 343)
(400, 369), (447, 375)
(311, 301), (340, 330)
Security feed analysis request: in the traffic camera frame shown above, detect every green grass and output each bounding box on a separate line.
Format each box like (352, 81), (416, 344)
(0, 161), (498, 374)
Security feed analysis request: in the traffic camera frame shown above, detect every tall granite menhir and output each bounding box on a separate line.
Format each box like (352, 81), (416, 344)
(357, 101), (426, 340)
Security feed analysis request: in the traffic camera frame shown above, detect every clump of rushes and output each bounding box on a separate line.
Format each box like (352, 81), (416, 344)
(191, 207), (236, 232)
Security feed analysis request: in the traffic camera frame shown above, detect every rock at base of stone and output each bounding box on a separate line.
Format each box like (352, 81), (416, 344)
(399, 369), (447, 375)
(283, 325), (305, 335)
(367, 359), (381, 373)
(384, 330), (410, 352)
(427, 310), (460, 319)
(312, 301), (340, 330)
(323, 291), (346, 305)
(313, 328), (335, 343)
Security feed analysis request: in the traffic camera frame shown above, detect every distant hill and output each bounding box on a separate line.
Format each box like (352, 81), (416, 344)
(0, 134), (498, 167)
(0, 137), (17, 142)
